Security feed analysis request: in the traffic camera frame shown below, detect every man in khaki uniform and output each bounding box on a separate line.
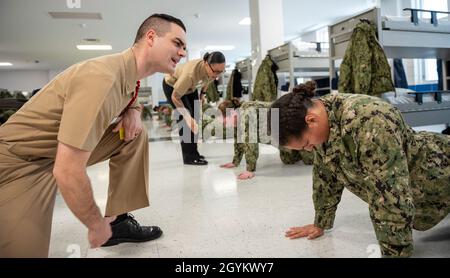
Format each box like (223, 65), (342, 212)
(0, 14), (187, 257)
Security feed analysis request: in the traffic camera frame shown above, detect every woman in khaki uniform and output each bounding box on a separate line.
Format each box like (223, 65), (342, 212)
(163, 52), (225, 165)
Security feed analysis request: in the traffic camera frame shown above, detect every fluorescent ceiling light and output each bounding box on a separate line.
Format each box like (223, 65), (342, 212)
(0, 62), (13, 66)
(76, 44), (112, 50)
(205, 45), (235, 51)
(239, 17), (251, 25)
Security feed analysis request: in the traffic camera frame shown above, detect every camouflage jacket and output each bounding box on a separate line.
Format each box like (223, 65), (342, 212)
(233, 101), (313, 171)
(314, 93), (450, 257)
(205, 82), (220, 103)
(251, 56), (278, 102)
(338, 22), (394, 97)
(226, 71), (234, 100)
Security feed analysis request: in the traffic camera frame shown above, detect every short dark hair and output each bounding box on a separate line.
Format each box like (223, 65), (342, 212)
(134, 13), (186, 43)
(203, 51), (226, 64)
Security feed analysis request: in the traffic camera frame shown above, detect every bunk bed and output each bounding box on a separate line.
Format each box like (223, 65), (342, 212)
(235, 57), (252, 98)
(268, 39), (333, 94)
(328, 7), (450, 127)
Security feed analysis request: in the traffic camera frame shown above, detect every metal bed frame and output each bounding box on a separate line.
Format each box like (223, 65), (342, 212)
(268, 40), (332, 92)
(328, 7), (450, 127)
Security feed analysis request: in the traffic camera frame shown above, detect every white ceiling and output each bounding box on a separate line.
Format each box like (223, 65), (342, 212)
(0, 0), (372, 71)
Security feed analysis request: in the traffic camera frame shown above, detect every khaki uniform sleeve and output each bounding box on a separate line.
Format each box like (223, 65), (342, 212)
(356, 116), (415, 257)
(313, 151), (345, 230)
(173, 73), (194, 97)
(129, 95), (140, 109)
(58, 75), (116, 151)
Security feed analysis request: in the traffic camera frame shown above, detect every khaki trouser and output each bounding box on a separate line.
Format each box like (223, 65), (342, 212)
(0, 125), (149, 258)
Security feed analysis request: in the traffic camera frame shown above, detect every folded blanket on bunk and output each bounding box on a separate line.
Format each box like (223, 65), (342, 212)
(382, 88), (450, 105)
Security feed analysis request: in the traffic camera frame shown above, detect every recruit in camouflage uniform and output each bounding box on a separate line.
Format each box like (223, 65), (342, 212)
(251, 56), (278, 102)
(338, 21), (394, 97)
(0, 90), (22, 125)
(225, 71), (235, 100)
(313, 93), (450, 257)
(205, 81), (220, 103)
(233, 101), (313, 172)
(201, 103), (236, 141)
(201, 102), (217, 138)
(156, 104), (173, 127)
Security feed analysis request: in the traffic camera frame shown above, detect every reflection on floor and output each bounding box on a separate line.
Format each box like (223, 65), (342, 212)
(49, 118), (450, 258)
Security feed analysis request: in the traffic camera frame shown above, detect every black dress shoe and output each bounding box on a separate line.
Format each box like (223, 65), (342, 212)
(184, 158), (208, 165)
(199, 155), (205, 160)
(102, 214), (162, 247)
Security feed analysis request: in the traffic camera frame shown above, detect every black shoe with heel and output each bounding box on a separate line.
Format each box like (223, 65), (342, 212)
(184, 157), (208, 165)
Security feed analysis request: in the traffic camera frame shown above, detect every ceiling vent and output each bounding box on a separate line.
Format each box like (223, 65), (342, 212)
(83, 38), (101, 42)
(49, 12), (102, 20)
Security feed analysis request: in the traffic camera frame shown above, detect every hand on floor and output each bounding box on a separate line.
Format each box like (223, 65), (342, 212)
(238, 171), (255, 180)
(220, 162), (236, 168)
(285, 224), (324, 240)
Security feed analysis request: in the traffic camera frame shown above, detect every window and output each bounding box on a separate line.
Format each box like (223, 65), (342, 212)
(411, 0), (448, 19)
(315, 27), (329, 52)
(413, 58), (438, 83)
(424, 59), (438, 81)
(410, 0), (446, 83)
(315, 27), (329, 43)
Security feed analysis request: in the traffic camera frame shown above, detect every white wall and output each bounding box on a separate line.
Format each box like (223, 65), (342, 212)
(0, 69), (169, 105)
(144, 72), (166, 106)
(300, 31), (316, 42)
(48, 69), (65, 80)
(250, 0), (284, 84)
(0, 70), (50, 92)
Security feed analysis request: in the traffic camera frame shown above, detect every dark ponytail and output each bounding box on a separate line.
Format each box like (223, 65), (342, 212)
(218, 98), (241, 117)
(292, 81), (316, 98)
(269, 81), (316, 146)
(203, 51), (226, 65)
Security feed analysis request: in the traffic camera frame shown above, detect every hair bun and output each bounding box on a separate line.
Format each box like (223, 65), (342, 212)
(292, 81), (316, 98)
(231, 98), (241, 108)
(203, 52), (210, 62)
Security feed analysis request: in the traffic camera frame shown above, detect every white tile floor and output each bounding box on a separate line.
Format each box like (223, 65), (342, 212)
(48, 119), (450, 258)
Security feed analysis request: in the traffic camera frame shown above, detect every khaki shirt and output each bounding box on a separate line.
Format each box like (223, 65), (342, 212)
(0, 48), (139, 156)
(164, 59), (211, 96)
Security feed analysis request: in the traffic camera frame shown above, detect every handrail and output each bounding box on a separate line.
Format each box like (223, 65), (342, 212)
(403, 8), (450, 26)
